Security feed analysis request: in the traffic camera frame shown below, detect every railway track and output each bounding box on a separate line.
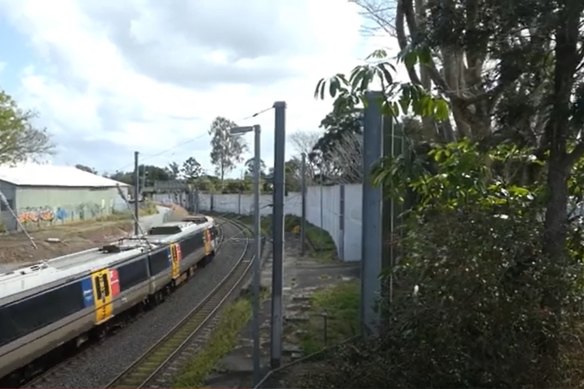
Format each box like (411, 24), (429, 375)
(103, 217), (253, 389)
(19, 217), (246, 389)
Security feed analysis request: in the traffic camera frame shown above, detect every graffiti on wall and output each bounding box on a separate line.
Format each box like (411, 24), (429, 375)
(17, 206), (69, 225)
(17, 202), (109, 226)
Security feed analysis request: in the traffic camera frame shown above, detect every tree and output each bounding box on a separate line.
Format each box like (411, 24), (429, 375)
(166, 161), (180, 180)
(109, 170), (133, 185)
(75, 164), (97, 174)
(138, 165), (171, 187)
(289, 130), (320, 182)
(352, 0), (555, 144)
(181, 157), (203, 182)
(0, 90), (54, 165)
(208, 116), (247, 186)
(109, 165), (170, 187)
(316, 0), (584, 383)
(319, 130), (363, 184)
(243, 157), (266, 178)
(284, 157), (303, 192)
(309, 111), (363, 183)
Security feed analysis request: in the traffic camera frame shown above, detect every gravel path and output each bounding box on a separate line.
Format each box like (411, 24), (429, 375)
(27, 219), (247, 388)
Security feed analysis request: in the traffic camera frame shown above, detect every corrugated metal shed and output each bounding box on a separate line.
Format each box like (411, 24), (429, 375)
(0, 164), (128, 188)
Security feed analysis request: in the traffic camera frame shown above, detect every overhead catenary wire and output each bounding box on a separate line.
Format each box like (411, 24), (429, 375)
(111, 105), (275, 174)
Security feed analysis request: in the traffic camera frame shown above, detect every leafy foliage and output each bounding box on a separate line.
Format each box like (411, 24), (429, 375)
(181, 157), (203, 181)
(243, 157), (266, 178)
(314, 51), (449, 122)
(304, 141), (584, 388)
(109, 165), (171, 186)
(75, 164), (97, 174)
(165, 161), (180, 180)
(208, 116), (247, 184)
(0, 90), (54, 165)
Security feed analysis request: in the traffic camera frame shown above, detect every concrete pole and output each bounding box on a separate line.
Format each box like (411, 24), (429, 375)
(270, 101), (286, 368)
(252, 124), (262, 385)
(300, 152), (306, 257)
(319, 173), (323, 229)
(361, 91), (384, 336)
(134, 151), (140, 235)
(339, 184), (345, 261)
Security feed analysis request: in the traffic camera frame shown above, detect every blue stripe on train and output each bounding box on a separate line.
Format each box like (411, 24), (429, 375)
(81, 277), (94, 307)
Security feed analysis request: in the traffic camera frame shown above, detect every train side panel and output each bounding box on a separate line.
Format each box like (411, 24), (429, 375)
(110, 255), (150, 316)
(147, 247), (172, 295)
(0, 280), (95, 380)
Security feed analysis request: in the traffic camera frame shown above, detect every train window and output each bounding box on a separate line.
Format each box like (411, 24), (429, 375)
(179, 232), (203, 257)
(0, 306), (16, 347)
(149, 249), (170, 275)
(102, 274), (110, 297)
(118, 258), (148, 291)
(94, 276), (102, 300)
(0, 282), (85, 347)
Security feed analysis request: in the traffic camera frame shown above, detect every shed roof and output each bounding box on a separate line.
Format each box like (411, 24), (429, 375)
(0, 164), (129, 188)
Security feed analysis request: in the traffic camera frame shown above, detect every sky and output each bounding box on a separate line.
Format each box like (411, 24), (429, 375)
(0, 0), (403, 179)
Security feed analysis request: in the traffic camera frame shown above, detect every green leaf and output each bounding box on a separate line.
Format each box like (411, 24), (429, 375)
(434, 99), (450, 121)
(366, 49), (388, 60)
(418, 46), (432, 65)
(404, 51), (418, 68)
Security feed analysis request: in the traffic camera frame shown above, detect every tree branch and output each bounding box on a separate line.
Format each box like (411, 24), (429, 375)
(396, 0), (421, 85)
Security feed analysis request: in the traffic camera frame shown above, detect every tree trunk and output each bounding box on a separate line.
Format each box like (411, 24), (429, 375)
(539, 1), (582, 379)
(220, 164), (225, 190)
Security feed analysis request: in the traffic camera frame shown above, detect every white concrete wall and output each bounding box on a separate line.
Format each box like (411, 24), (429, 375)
(195, 184), (363, 262)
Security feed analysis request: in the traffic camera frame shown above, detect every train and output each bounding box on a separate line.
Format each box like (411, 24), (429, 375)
(0, 214), (219, 385)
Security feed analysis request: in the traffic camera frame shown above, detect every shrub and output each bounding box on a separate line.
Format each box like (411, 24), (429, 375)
(302, 141), (584, 388)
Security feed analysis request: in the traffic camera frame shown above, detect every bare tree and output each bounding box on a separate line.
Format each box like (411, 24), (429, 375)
(288, 130), (320, 183)
(321, 131), (363, 184)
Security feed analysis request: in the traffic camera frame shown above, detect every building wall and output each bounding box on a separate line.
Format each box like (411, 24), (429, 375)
(0, 180), (17, 232)
(13, 186), (128, 228)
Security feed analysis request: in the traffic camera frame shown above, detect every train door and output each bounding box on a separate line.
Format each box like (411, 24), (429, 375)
(170, 243), (182, 279)
(204, 229), (213, 256)
(91, 269), (113, 324)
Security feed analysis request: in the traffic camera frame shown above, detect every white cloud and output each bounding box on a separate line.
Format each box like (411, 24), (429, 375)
(0, 0), (403, 177)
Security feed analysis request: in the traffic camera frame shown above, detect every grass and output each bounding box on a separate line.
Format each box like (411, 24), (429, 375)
(296, 280), (360, 355)
(173, 297), (252, 388)
(218, 212), (338, 262)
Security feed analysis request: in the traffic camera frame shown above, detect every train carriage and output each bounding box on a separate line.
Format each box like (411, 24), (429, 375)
(0, 215), (218, 385)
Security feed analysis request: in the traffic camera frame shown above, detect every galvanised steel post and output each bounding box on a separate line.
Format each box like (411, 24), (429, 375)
(252, 124), (262, 385)
(361, 91), (383, 337)
(134, 151), (140, 235)
(270, 101), (286, 368)
(301, 152), (306, 256)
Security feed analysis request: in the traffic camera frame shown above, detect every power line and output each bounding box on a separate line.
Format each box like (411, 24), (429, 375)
(238, 106), (274, 122)
(110, 105), (275, 174)
(112, 133), (207, 173)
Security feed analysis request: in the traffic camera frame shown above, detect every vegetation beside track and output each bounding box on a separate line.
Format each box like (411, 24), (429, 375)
(212, 212), (337, 262)
(294, 280), (360, 355)
(173, 297), (252, 388)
